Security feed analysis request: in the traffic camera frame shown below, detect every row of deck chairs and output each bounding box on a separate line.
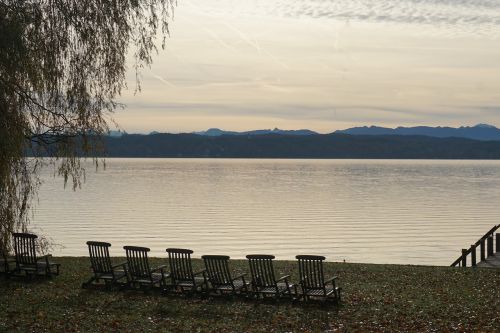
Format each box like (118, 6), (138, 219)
(83, 241), (342, 302)
(0, 233), (60, 278)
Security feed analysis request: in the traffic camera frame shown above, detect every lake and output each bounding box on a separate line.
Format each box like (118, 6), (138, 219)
(32, 158), (500, 266)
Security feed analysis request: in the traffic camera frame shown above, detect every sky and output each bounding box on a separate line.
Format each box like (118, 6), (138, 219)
(115, 0), (500, 134)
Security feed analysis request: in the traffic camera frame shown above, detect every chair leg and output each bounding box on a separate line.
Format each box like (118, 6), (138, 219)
(143, 283), (154, 295)
(119, 278), (130, 290)
(104, 280), (112, 290)
(82, 276), (97, 289)
(12, 267), (20, 278)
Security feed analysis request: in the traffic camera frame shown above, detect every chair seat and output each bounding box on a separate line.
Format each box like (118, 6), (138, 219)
(152, 272), (169, 281)
(17, 262), (60, 275)
(32, 260), (60, 267)
(96, 271), (127, 281)
(214, 279), (248, 291)
(304, 287), (339, 297)
(0, 258), (15, 263)
(0, 258), (15, 266)
(176, 276), (206, 287)
(132, 272), (169, 284)
(19, 262), (58, 269)
(256, 282), (294, 294)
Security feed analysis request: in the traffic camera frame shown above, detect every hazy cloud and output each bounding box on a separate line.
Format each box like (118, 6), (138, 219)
(191, 0), (500, 37)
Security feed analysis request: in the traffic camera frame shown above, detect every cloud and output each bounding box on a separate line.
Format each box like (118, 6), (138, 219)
(474, 106), (500, 114)
(123, 101), (462, 122)
(152, 75), (176, 87)
(188, 0), (500, 38)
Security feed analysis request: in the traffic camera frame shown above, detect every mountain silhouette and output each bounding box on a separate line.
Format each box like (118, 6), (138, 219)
(193, 128), (318, 136)
(335, 124), (500, 141)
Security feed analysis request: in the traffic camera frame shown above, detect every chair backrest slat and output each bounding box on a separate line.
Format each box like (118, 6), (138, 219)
(87, 241), (113, 274)
(124, 246), (151, 279)
(202, 255), (231, 286)
(246, 254), (277, 288)
(13, 233), (38, 265)
(296, 255), (326, 289)
(166, 248), (194, 282)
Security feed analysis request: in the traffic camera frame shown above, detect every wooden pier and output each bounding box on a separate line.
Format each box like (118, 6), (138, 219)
(451, 225), (500, 268)
(476, 253), (500, 268)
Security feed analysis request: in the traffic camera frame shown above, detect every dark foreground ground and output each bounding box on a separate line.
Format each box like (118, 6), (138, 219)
(0, 258), (499, 332)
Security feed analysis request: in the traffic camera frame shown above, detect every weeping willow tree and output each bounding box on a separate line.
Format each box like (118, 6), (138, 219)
(0, 0), (174, 252)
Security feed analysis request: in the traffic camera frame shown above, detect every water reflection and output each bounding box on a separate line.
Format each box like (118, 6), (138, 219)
(33, 159), (500, 266)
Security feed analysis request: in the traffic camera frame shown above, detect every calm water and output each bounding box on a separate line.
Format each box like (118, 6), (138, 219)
(32, 158), (500, 266)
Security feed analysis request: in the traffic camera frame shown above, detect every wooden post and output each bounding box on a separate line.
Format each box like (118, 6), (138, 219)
(461, 249), (467, 267)
(471, 245), (476, 266)
(487, 236), (493, 257)
(480, 239), (486, 261)
(496, 233), (500, 253)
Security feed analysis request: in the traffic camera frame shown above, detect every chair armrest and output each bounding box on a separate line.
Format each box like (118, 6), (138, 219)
(194, 269), (206, 276)
(39, 254), (52, 263)
(326, 276), (338, 284)
(276, 275), (291, 283)
(112, 262), (128, 270)
(232, 273), (247, 281)
(151, 265), (168, 274)
(326, 276), (339, 288)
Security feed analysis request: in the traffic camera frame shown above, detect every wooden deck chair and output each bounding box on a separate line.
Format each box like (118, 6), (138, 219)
(246, 254), (296, 299)
(296, 255), (341, 303)
(124, 246), (169, 290)
(202, 255), (249, 295)
(166, 248), (207, 293)
(82, 241), (129, 288)
(12, 233), (60, 277)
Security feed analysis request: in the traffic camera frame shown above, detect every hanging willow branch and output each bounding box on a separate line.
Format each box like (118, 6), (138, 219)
(0, 0), (175, 252)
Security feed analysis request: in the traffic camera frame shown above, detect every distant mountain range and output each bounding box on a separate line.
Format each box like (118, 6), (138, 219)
(110, 124), (500, 141)
(334, 124), (500, 141)
(192, 128), (318, 136)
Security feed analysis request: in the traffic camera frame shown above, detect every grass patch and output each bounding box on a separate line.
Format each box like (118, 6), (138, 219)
(1, 257), (499, 332)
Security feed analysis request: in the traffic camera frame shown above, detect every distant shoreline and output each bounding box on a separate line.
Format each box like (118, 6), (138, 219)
(98, 133), (500, 159)
(95, 156), (500, 161)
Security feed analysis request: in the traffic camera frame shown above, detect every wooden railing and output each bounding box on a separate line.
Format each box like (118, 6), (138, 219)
(451, 224), (500, 267)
